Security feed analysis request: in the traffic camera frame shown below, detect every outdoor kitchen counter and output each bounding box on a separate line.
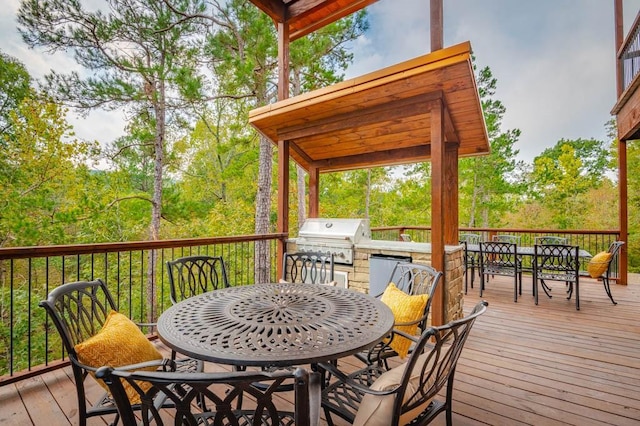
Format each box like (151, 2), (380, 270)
(354, 240), (464, 253)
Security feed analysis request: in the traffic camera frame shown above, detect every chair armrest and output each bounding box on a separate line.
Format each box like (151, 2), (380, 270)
(316, 362), (399, 397)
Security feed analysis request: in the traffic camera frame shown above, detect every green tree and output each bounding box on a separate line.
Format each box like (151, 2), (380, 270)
(459, 65), (524, 227)
(18, 0), (210, 320)
(0, 96), (98, 246)
(0, 51), (32, 137)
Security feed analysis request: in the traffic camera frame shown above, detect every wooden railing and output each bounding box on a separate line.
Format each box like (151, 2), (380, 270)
(619, 11), (640, 92)
(0, 227), (623, 385)
(0, 233), (286, 384)
(372, 226), (621, 272)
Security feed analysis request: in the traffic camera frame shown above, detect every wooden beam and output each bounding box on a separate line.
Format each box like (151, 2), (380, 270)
(248, 0), (286, 23)
(614, 0), (628, 284)
(276, 22), (290, 279)
(308, 166), (320, 218)
(615, 0), (624, 98)
(276, 92), (444, 141)
(315, 145), (432, 172)
(278, 22), (290, 100)
(430, 98), (445, 327)
(430, 0), (443, 51)
(444, 144), (458, 245)
(288, 0), (379, 41)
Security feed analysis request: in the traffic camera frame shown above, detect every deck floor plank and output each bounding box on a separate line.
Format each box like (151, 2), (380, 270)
(0, 275), (638, 425)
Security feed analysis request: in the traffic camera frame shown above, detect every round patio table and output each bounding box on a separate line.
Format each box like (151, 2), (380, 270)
(157, 282), (395, 368)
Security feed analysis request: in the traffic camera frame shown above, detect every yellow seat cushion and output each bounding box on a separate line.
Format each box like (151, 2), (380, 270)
(380, 283), (429, 358)
(587, 251), (613, 278)
(75, 310), (163, 404)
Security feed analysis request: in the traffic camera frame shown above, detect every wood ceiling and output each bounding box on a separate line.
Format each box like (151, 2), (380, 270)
(249, 42), (489, 173)
(249, 0), (380, 41)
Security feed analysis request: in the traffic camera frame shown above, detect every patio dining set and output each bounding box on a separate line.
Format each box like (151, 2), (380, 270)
(38, 251), (488, 426)
(459, 233), (625, 311)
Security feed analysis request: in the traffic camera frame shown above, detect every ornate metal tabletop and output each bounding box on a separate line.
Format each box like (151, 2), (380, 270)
(157, 283), (395, 367)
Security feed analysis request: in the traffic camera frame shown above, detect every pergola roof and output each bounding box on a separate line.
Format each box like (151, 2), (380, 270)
(249, 41), (489, 173)
(249, 0), (380, 41)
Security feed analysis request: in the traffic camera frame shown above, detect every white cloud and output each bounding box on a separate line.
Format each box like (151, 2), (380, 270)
(3, 0), (640, 164)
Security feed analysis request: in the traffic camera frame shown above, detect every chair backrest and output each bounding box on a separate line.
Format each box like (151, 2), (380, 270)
(39, 279), (119, 423)
(388, 300), (488, 424)
(535, 236), (568, 245)
(385, 262), (442, 331)
(606, 241), (625, 275)
(533, 244), (580, 277)
(167, 255), (230, 304)
(459, 233), (481, 244)
(40, 279), (117, 358)
(492, 234), (520, 244)
(479, 241), (519, 274)
(282, 251), (335, 284)
(95, 365), (322, 426)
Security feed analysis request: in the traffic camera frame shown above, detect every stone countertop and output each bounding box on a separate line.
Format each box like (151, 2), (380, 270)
(355, 240), (463, 254)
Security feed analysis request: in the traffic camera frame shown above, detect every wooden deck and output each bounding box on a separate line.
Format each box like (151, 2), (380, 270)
(2, 275), (639, 425)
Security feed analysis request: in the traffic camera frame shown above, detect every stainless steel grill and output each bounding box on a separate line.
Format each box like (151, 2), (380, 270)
(295, 218), (371, 265)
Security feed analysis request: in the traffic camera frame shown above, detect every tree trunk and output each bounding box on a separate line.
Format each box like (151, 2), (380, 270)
(147, 75), (165, 323)
(254, 132), (273, 283)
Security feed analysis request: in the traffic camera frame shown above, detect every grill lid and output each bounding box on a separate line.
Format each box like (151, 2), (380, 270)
(298, 218), (371, 243)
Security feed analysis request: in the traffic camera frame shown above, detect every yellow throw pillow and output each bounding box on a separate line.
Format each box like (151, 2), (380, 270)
(587, 251), (612, 278)
(380, 283), (429, 358)
(75, 310), (163, 404)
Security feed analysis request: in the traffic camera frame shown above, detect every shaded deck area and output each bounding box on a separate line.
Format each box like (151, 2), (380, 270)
(2, 275), (639, 425)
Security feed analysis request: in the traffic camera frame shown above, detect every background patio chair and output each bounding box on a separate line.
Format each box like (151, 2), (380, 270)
(492, 234), (521, 244)
(96, 365), (321, 426)
(319, 300), (488, 426)
(281, 251), (335, 284)
(580, 241), (625, 305)
(166, 255), (230, 304)
(533, 244), (580, 310)
(39, 279), (195, 426)
(535, 235), (568, 245)
(479, 241), (522, 302)
(355, 261), (441, 369)
(459, 233), (481, 293)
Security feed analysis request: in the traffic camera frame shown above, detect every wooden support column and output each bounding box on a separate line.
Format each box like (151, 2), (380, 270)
(308, 166), (320, 218)
(444, 143), (459, 244)
(430, 0), (443, 51)
(614, 0), (628, 284)
(430, 99), (445, 326)
(276, 22), (290, 279)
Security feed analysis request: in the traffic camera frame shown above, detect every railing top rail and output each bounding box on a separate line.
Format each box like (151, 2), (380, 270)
(0, 233), (288, 260)
(372, 226), (620, 237)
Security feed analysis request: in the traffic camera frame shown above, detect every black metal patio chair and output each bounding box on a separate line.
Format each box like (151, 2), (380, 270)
(39, 279), (197, 426)
(166, 255), (230, 304)
(479, 241), (522, 302)
(459, 233), (481, 293)
(318, 300), (488, 426)
(355, 261), (442, 369)
(281, 251), (335, 285)
(533, 244), (581, 310)
(534, 236), (568, 245)
(580, 241), (625, 305)
(96, 364), (321, 426)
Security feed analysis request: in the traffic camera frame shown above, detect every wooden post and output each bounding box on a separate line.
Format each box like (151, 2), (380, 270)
(430, 99), (445, 326)
(614, 0), (628, 284)
(444, 143), (459, 245)
(430, 0), (443, 51)
(276, 22), (290, 279)
(308, 166), (320, 218)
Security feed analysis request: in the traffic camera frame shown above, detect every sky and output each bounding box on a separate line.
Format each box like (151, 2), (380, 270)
(2, 0), (640, 164)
